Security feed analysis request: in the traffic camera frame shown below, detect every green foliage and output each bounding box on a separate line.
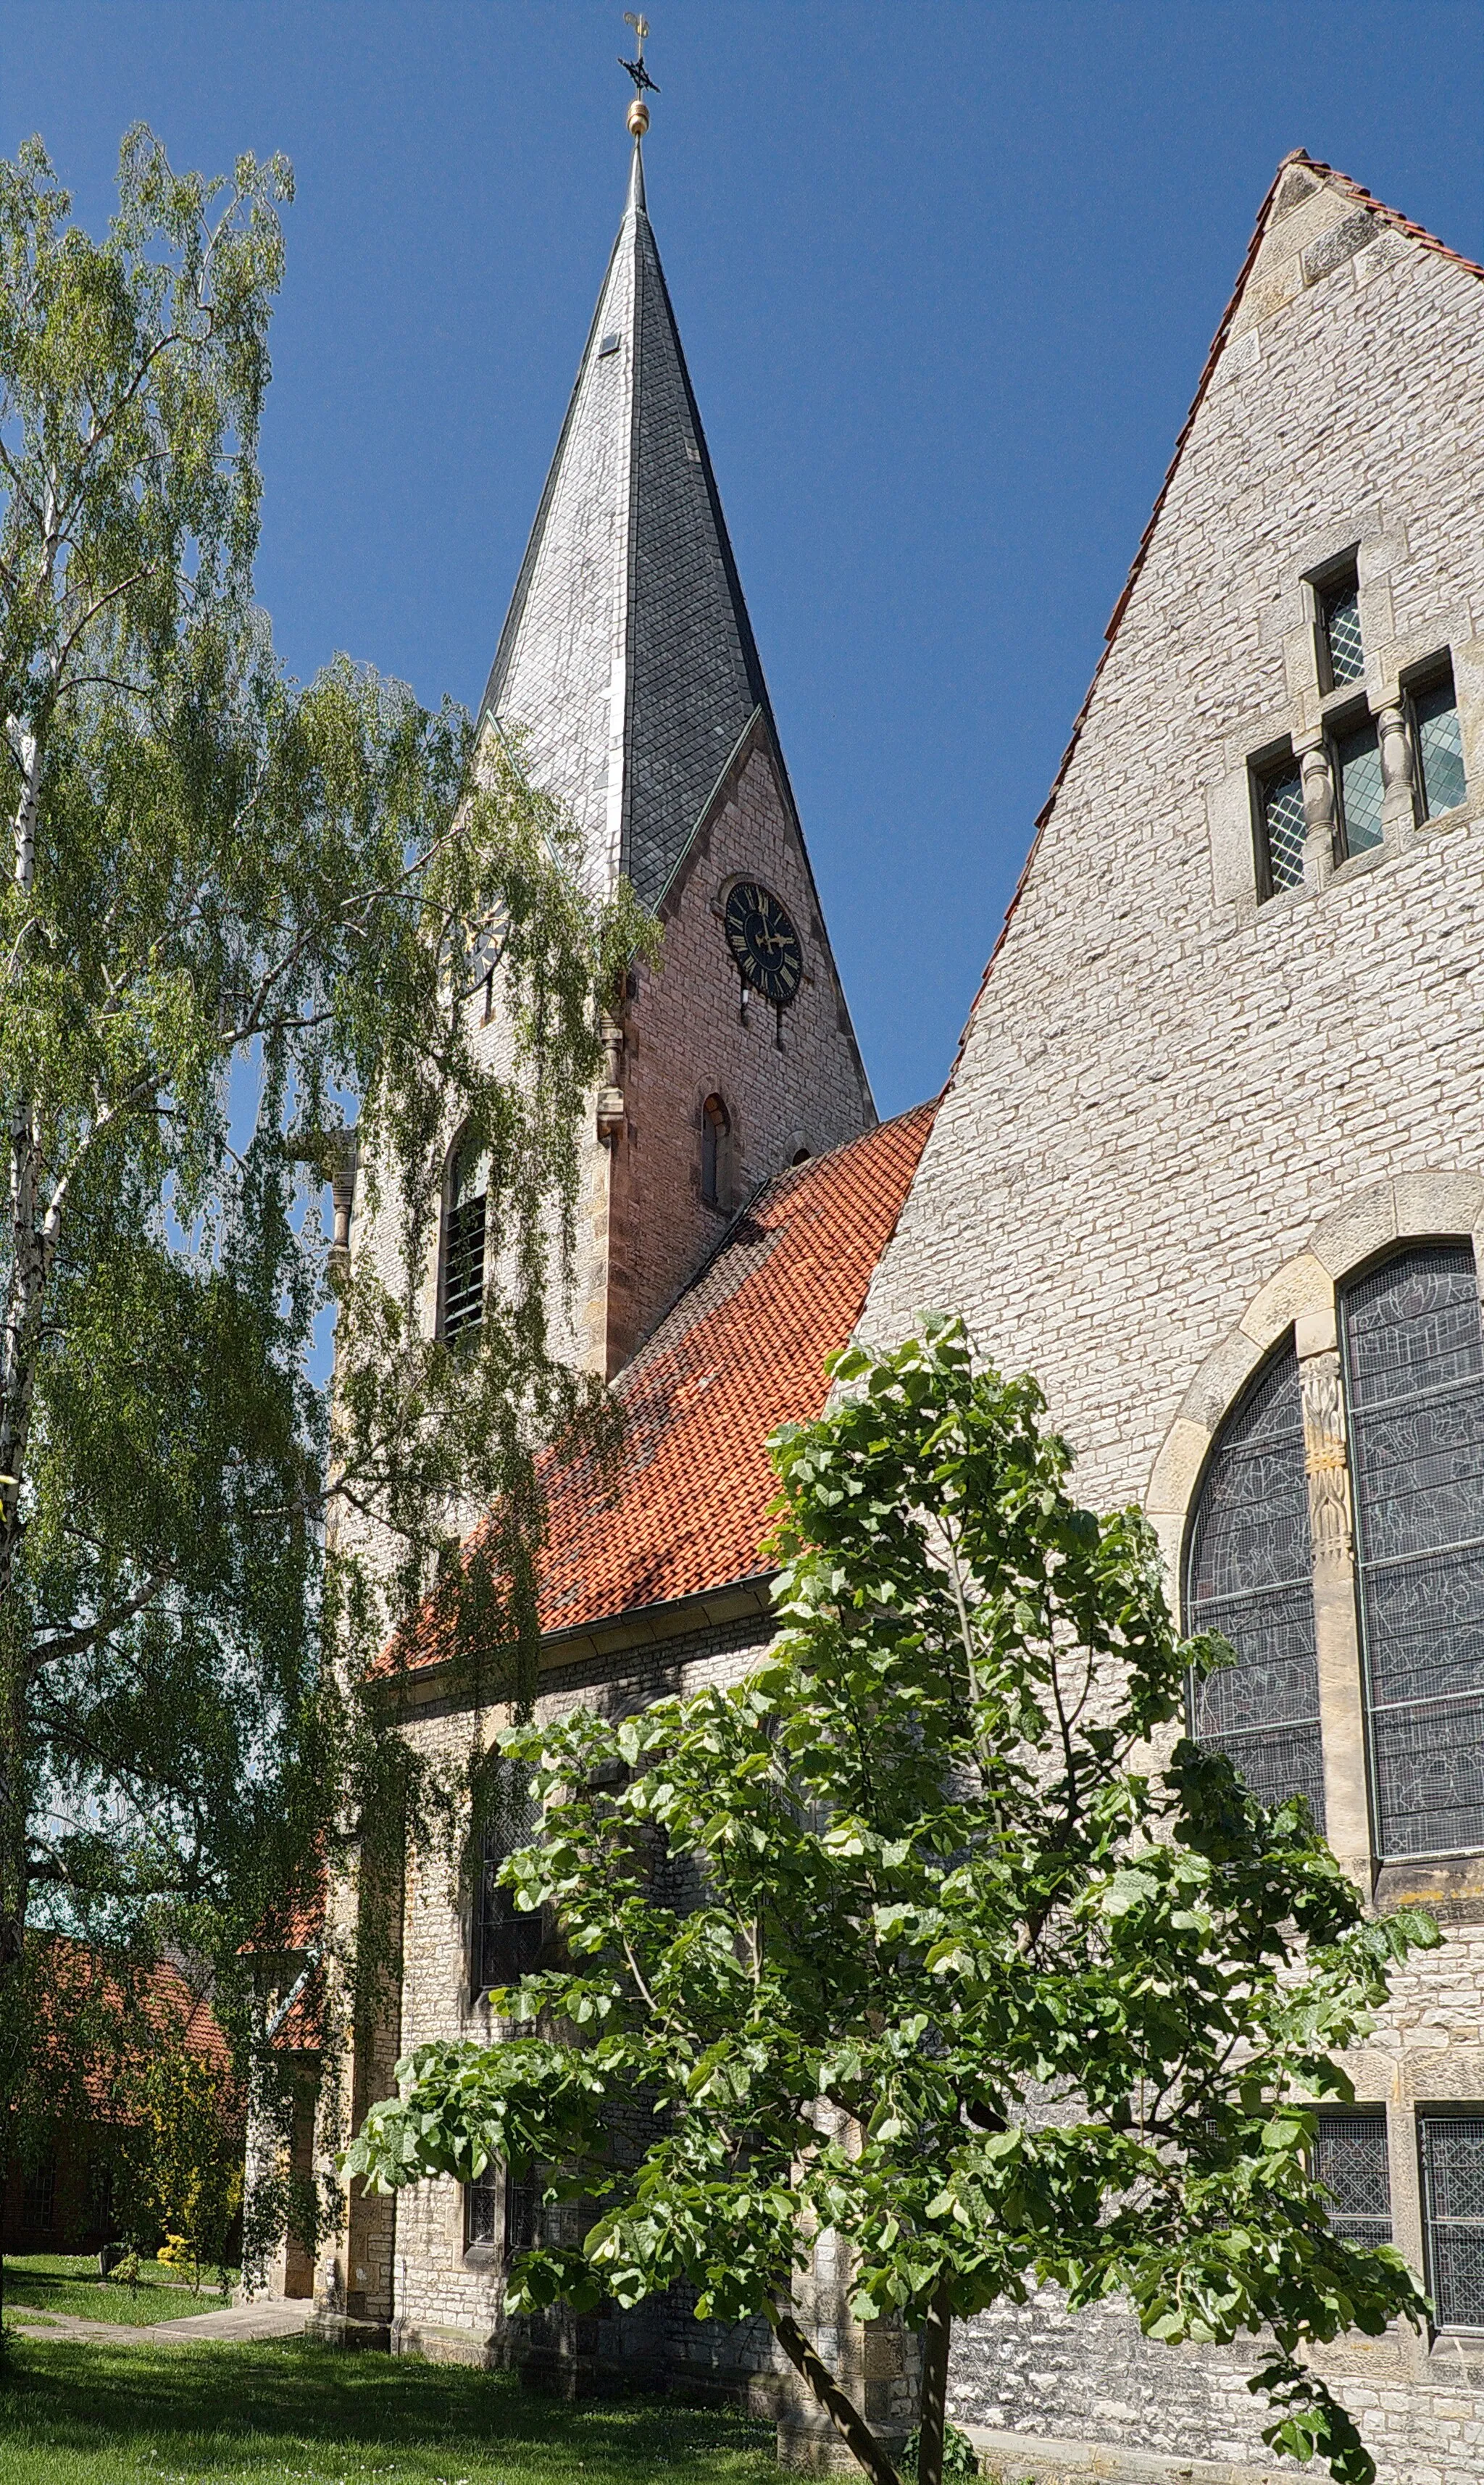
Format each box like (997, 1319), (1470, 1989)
(118, 2044), (243, 2286)
(0, 122), (649, 2297)
(901, 2421), (978, 2477)
(348, 1318), (1438, 2485)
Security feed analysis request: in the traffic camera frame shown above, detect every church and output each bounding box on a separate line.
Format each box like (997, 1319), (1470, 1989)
(261, 105), (1484, 2485)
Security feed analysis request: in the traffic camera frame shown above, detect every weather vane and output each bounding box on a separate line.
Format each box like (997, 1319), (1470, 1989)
(620, 13), (658, 136)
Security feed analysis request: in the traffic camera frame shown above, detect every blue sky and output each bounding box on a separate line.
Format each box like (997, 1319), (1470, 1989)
(7, 1), (1483, 1115)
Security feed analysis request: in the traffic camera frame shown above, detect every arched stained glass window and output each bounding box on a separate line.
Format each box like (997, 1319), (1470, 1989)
(1185, 1341), (1325, 1824)
(1342, 1245), (1484, 1859)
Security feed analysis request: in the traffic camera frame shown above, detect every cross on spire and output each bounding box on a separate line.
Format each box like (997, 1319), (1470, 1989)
(619, 12), (658, 135)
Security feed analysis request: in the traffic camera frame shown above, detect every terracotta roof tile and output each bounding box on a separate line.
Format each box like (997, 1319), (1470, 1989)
(403, 1105), (934, 1672)
(32, 1936), (233, 2107)
(536, 1104), (933, 1636)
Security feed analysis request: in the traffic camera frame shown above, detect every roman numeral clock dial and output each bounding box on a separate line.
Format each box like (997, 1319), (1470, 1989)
(722, 881), (803, 1037)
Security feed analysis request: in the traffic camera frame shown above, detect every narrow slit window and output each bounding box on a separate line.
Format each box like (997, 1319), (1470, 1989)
(700, 1094), (729, 1210)
(1342, 1245), (1484, 1860)
(464, 2165), (500, 2253)
(442, 1138), (488, 1344)
(1256, 756), (1306, 896)
(1334, 717), (1384, 858)
(1320, 568), (1364, 690)
(1420, 2114), (1484, 2329)
(1413, 667), (1467, 820)
(1185, 1341), (1326, 1825)
(1314, 2113), (1392, 2249)
(504, 2164), (540, 2259)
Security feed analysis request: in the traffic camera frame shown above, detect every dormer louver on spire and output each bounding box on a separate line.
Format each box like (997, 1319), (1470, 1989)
(479, 141), (775, 911)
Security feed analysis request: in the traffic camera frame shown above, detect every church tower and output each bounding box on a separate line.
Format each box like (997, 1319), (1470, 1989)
(478, 99), (874, 1376)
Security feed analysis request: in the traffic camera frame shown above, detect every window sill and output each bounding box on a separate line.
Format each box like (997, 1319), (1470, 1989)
(1375, 1855), (1484, 1918)
(1416, 797), (1471, 836)
(1429, 2328), (1484, 2365)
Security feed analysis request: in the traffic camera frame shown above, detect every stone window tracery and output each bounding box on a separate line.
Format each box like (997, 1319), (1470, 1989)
(1246, 542), (1470, 903)
(1420, 2113), (1484, 2330)
(1342, 1244), (1484, 1860)
(1185, 1341), (1326, 1823)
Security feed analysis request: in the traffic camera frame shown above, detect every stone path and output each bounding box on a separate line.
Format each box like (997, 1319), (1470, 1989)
(12, 2297), (312, 2349)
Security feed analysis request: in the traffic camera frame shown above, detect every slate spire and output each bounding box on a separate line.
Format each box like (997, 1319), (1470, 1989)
(479, 136), (777, 912)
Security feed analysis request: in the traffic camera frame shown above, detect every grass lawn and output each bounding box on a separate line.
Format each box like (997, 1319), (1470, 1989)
(2, 2253), (230, 2326)
(0, 2333), (785, 2484)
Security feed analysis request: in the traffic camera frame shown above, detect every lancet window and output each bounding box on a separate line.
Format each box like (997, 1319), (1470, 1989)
(1342, 1244), (1484, 1860)
(1185, 1342), (1326, 1824)
(700, 1093), (730, 1210)
(441, 1135), (489, 1344)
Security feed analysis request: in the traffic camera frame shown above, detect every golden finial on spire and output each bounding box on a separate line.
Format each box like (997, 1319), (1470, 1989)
(620, 13), (657, 137)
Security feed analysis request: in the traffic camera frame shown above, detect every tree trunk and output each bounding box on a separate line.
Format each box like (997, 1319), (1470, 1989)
(917, 2277), (953, 2485)
(768, 2303), (901, 2485)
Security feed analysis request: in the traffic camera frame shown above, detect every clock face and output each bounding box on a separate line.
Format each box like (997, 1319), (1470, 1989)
(449, 899), (512, 998)
(722, 881), (804, 1006)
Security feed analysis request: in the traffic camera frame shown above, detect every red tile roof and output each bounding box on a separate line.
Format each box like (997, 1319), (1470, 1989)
(32, 1936), (233, 2109)
(402, 1105), (934, 1672)
(536, 1104), (934, 1636)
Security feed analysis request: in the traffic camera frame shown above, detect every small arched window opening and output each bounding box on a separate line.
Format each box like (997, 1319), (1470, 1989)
(1185, 1338), (1325, 1823)
(441, 1135), (489, 1344)
(700, 1094), (730, 1210)
(791, 1147), (811, 1167)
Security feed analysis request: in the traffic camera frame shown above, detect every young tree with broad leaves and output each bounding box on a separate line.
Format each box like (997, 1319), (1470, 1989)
(0, 125), (643, 2313)
(347, 1319), (1438, 2485)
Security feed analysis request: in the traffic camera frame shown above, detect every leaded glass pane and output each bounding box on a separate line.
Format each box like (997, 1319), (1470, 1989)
(1335, 720), (1384, 857)
(475, 1776), (543, 1997)
(1186, 1344), (1325, 1825)
(1314, 2113), (1391, 2249)
(1422, 2115), (1484, 2328)
(1322, 579), (1364, 688)
(1261, 763), (1306, 895)
(505, 2165), (540, 2257)
(1344, 1247), (1484, 1857)
(1415, 677), (1467, 819)
(464, 2166), (499, 2251)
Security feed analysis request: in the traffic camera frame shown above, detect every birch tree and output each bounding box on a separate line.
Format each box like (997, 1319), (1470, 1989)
(0, 124), (638, 2202)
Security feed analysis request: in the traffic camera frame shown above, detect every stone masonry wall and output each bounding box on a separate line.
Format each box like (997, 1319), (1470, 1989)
(862, 161), (1484, 2485)
(389, 1607), (781, 2381)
